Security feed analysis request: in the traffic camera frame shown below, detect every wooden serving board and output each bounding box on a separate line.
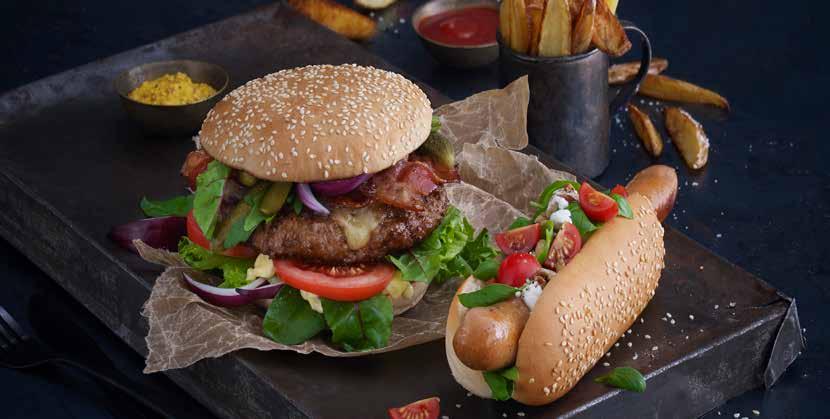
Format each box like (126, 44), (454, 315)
(0, 4), (802, 418)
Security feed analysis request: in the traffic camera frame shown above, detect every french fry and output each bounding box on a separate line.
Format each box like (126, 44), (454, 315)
(665, 107), (709, 169)
(639, 74), (730, 110)
(509, 0), (531, 53)
(591, 0), (630, 57)
(538, 0), (572, 57)
(287, 0), (376, 41)
(608, 58), (669, 85)
(605, 0), (619, 14)
(571, 0), (596, 54)
(527, 0), (546, 56)
(499, 0), (512, 44)
(628, 104), (663, 157)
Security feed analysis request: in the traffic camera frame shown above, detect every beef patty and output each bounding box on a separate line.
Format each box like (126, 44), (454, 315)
(251, 188), (448, 265)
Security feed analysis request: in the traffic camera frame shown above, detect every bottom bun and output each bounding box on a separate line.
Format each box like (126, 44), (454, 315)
(446, 276), (492, 398)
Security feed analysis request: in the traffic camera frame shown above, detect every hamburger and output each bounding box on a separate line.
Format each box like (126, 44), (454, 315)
(170, 64), (491, 351)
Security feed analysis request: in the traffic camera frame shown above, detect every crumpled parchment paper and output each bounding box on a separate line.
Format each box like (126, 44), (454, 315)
(140, 76), (575, 373)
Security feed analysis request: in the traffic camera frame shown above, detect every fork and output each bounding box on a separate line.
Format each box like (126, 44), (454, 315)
(0, 305), (175, 418)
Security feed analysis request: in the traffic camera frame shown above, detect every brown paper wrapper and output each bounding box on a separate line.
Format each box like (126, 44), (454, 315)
(140, 77), (575, 373)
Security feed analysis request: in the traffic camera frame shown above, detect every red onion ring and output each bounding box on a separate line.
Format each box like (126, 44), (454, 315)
(109, 216), (186, 254)
(310, 173), (372, 196)
(296, 183), (330, 215)
(183, 274), (283, 307)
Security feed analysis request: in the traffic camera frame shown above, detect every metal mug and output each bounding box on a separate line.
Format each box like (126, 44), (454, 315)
(498, 22), (651, 177)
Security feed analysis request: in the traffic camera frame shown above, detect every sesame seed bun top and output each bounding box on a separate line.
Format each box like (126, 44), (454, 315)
(198, 64), (433, 182)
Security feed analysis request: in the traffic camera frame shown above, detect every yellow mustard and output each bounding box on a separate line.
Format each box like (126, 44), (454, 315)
(128, 72), (217, 105)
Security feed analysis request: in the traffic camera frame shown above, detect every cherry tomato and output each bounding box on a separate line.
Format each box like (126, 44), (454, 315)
(186, 210), (257, 258)
(494, 223), (541, 255)
(497, 253), (541, 287)
(611, 184), (628, 197)
(273, 259), (396, 302)
(181, 150), (213, 188)
(388, 397), (440, 419)
(578, 182), (618, 222)
(543, 223), (582, 271)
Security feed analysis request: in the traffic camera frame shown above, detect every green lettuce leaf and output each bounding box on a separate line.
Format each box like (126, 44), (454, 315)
(140, 195), (193, 217)
(193, 161), (231, 239)
(262, 286), (326, 345)
(321, 295), (393, 351)
(178, 237), (254, 288)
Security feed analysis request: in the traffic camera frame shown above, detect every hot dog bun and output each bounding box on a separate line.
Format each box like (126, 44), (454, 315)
(446, 195), (665, 405)
(626, 165), (677, 222)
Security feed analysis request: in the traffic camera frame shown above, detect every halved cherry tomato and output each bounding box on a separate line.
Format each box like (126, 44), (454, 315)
(578, 182), (618, 222)
(181, 150), (213, 188)
(273, 259), (396, 302)
(497, 253), (541, 287)
(495, 223), (541, 255)
(544, 223), (582, 271)
(611, 184), (628, 197)
(185, 210), (257, 258)
(388, 397), (440, 419)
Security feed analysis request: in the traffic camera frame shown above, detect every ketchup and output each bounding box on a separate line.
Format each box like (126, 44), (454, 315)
(418, 7), (499, 46)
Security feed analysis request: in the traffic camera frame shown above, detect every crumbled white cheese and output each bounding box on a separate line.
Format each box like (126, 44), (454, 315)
(521, 281), (543, 310)
(549, 209), (572, 227)
(300, 290), (324, 314)
(246, 254), (275, 282)
(551, 195), (570, 211)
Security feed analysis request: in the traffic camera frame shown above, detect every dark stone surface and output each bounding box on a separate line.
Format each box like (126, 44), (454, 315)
(0, 1), (825, 418)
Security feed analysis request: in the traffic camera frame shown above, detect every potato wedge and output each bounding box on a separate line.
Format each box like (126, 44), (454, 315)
(591, 0), (630, 56)
(509, 0), (531, 53)
(664, 107), (709, 169)
(527, 0), (546, 56)
(499, 0), (512, 44)
(287, 0), (376, 41)
(354, 0), (397, 10)
(628, 104), (663, 157)
(605, 0), (619, 14)
(639, 74), (730, 110)
(608, 58), (669, 85)
(569, 0), (583, 21)
(538, 0), (572, 57)
(571, 0), (596, 54)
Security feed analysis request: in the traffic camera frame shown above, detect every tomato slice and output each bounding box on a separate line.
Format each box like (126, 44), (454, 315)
(185, 210), (257, 258)
(181, 150), (213, 188)
(388, 397), (440, 419)
(496, 253), (541, 287)
(611, 184), (628, 197)
(544, 223), (582, 271)
(495, 223), (541, 254)
(578, 182), (618, 222)
(273, 259), (396, 302)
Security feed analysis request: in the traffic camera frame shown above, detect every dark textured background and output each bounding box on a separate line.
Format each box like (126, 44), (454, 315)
(0, 0), (826, 418)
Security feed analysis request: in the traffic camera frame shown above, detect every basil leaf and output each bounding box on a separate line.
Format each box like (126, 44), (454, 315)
(501, 366), (519, 381)
(483, 366), (518, 401)
(193, 161), (231, 239)
(140, 195), (193, 217)
(178, 237), (254, 288)
(458, 283), (519, 308)
(321, 295), (393, 351)
(535, 221), (556, 263)
(460, 229), (500, 270)
(530, 180), (581, 219)
(472, 257), (500, 280)
(437, 255), (473, 283)
(388, 207), (474, 283)
(567, 202), (598, 240)
(594, 367), (646, 393)
(263, 286), (326, 345)
(508, 216), (532, 229)
(611, 193), (634, 219)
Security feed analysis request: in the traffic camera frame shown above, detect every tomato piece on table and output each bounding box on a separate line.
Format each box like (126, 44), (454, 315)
(544, 223), (582, 271)
(494, 223), (541, 254)
(186, 210), (257, 258)
(273, 259), (396, 302)
(181, 149), (213, 188)
(611, 184), (628, 197)
(578, 182), (618, 222)
(388, 397), (440, 419)
(496, 253), (541, 287)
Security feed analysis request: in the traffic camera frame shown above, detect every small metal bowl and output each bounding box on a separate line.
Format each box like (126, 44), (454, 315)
(412, 0), (500, 69)
(114, 60), (229, 137)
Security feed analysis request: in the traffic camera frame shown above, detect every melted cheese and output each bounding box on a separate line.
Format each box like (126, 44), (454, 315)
(331, 207), (381, 250)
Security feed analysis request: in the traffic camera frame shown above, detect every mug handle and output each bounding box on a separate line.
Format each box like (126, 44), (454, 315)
(608, 21), (652, 114)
